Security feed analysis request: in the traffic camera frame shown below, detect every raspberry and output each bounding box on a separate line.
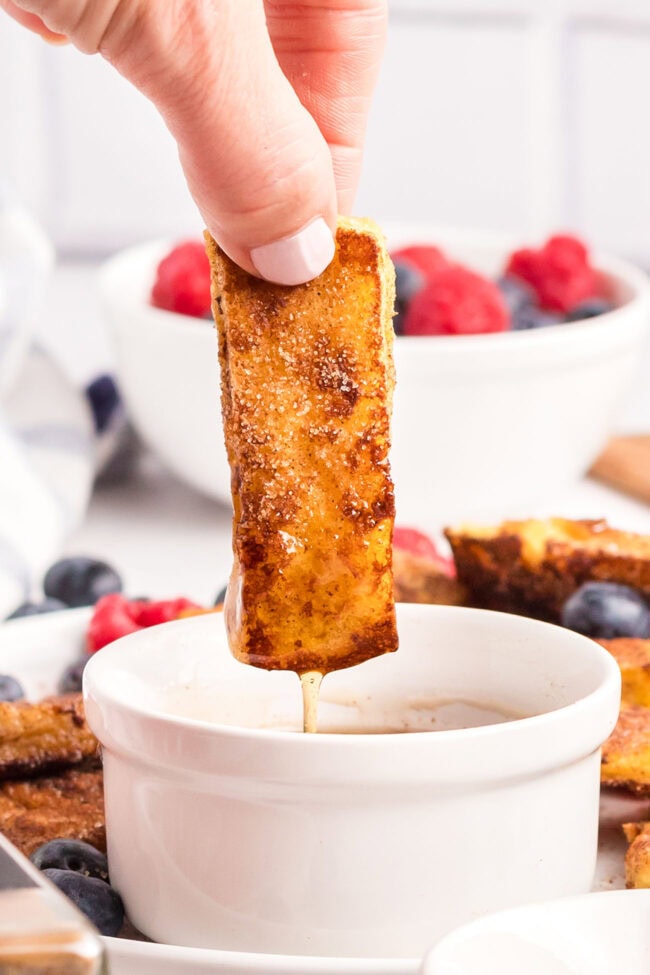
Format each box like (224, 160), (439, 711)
(135, 597), (201, 628)
(86, 594), (142, 653)
(151, 241), (212, 318)
(86, 594), (203, 653)
(393, 527), (455, 576)
(506, 234), (597, 313)
(390, 245), (449, 280)
(544, 234), (589, 269)
(403, 265), (509, 336)
(393, 527), (439, 561)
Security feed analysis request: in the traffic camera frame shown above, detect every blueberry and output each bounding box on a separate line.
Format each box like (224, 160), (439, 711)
(44, 557), (122, 608)
(58, 658), (88, 694)
(0, 675), (25, 701)
(566, 298), (614, 322)
(6, 598), (67, 620)
(43, 869), (124, 937)
(393, 313), (404, 336)
(497, 275), (536, 316)
(561, 582), (650, 639)
(393, 260), (424, 335)
(32, 840), (109, 882)
(511, 306), (563, 331)
(395, 260), (424, 307)
(85, 375), (120, 435)
(214, 584), (227, 607)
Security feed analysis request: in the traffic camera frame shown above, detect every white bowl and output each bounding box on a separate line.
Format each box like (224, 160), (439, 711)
(100, 239), (231, 501)
(422, 888), (650, 975)
(100, 229), (650, 525)
(83, 603), (620, 959)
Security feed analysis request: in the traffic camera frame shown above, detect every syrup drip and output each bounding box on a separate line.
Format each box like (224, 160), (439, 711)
(300, 671), (323, 734)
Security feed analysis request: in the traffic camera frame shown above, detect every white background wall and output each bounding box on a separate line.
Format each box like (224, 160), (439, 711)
(1, 0), (650, 265)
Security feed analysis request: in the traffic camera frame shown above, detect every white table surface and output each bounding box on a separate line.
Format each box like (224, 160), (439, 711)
(44, 260), (650, 603)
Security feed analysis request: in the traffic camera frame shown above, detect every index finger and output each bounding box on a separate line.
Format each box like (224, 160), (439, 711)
(264, 0), (387, 214)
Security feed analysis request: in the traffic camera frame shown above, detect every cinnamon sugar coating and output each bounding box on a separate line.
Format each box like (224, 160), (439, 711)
(206, 218), (398, 673)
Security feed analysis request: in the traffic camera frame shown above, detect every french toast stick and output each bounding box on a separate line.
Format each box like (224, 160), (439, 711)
(0, 766), (105, 858)
(599, 638), (650, 708)
(601, 702), (650, 796)
(206, 217), (398, 674)
(0, 694), (98, 780)
(446, 518), (650, 622)
(624, 826), (650, 888)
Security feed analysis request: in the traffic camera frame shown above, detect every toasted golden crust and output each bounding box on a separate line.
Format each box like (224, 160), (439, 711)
(446, 517), (650, 621)
(622, 821), (650, 843)
(601, 702), (650, 796)
(206, 218), (398, 673)
(599, 640), (650, 800)
(0, 694), (99, 781)
(0, 766), (105, 858)
(392, 549), (467, 606)
(623, 825), (650, 888)
(599, 639), (650, 707)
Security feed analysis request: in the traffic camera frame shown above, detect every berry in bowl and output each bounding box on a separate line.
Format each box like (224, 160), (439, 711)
(392, 233), (613, 336)
(100, 227), (650, 525)
(388, 227), (649, 526)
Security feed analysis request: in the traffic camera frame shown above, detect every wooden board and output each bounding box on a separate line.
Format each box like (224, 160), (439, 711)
(590, 436), (650, 505)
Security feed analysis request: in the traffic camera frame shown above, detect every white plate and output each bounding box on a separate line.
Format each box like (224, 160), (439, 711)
(0, 610), (637, 975)
(423, 889), (650, 975)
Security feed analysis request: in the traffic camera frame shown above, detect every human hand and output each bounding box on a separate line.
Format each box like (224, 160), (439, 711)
(1, 0), (387, 285)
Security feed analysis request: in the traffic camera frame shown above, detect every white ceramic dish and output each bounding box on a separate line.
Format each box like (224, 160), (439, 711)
(100, 229), (650, 526)
(0, 608), (632, 975)
(422, 888), (650, 975)
(83, 604), (620, 958)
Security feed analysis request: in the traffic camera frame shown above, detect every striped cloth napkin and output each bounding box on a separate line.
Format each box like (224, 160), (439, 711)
(0, 354), (124, 618)
(0, 188), (125, 619)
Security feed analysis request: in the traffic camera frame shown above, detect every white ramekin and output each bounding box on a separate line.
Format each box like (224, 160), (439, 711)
(83, 604), (620, 958)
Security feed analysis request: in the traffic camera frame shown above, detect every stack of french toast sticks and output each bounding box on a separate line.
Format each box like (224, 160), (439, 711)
(440, 516), (650, 890)
(0, 693), (103, 857)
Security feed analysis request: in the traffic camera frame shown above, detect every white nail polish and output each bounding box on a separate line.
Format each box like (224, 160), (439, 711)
(250, 218), (335, 286)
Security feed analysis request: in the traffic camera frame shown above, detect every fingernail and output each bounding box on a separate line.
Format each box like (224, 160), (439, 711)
(250, 218), (335, 287)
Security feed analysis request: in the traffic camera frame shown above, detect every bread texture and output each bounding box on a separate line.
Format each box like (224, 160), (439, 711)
(597, 639), (650, 886)
(599, 638), (650, 708)
(601, 702), (650, 796)
(446, 517), (650, 622)
(622, 821), (650, 888)
(0, 694), (99, 780)
(206, 217), (398, 674)
(0, 766), (104, 858)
